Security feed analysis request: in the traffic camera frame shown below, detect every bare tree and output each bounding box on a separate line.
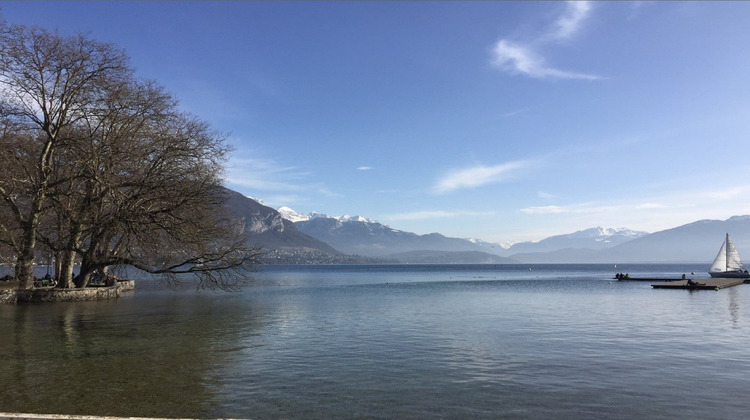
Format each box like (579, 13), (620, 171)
(0, 23), (129, 288)
(0, 23), (258, 290)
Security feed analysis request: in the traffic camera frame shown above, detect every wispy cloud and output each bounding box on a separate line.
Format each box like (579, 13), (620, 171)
(501, 108), (530, 118)
(551, 1), (592, 40)
(226, 155), (305, 191)
(492, 40), (599, 80)
(537, 191), (556, 199)
(491, 1), (600, 80)
(520, 205), (565, 215)
(707, 186), (750, 201)
(387, 210), (496, 221)
(515, 180), (750, 239)
(357, 166), (373, 171)
(433, 160), (532, 194)
(636, 202), (665, 210)
(225, 149), (338, 200)
(521, 202), (622, 215)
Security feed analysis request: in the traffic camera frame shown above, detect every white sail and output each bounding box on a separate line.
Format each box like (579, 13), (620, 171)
(725, 235), (745, 271)
(710, 233), (745, 273)
(710, 240), (728, 273)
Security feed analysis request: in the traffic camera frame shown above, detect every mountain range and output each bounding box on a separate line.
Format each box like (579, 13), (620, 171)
(223, 188), (750, 265)
(278, 207), (496, 259)
(222, 189), (375, 264)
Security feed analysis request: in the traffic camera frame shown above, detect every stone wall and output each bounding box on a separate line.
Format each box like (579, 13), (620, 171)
(117, 279), (135, 292)
(0, 280), (135, 304)
(0, 289), (15, 304)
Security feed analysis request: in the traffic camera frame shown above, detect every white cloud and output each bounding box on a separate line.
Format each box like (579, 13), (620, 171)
(251, 194), (305, 208)
(226, 155), (304, 191)
(636, 202), (665, 209)
(513, 180), (750, 240)
(521, 205), (565, 215)
(387, 210), (496, 221)
(707, 186), (750, 201)
(433, 160), (530, 194)
(357, 166), (373, 171)
(492, 39), (599, 81)
(225, 149), (338, 200)
(491, 1), (600, 80)
(521, 202), (623, 215)
(521, 203), (638, 215)
(551, 1), (592, 40)
(537, 191), (556, 199)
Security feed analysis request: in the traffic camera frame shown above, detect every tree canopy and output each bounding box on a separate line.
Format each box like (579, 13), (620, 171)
(0, 22), (257, 290)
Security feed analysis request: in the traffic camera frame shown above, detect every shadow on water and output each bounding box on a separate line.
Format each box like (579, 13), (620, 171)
(0, 288), (263, 418)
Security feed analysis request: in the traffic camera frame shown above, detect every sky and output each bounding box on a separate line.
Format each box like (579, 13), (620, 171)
(3, 1), (750, 244)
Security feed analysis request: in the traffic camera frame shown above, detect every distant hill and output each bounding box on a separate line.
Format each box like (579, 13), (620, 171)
(600, 216), (750, 263)
(509, 248), (604, 264)
(509, 216), (750, 264)
(502, 227), (647, 256)
(385, 250), (516, 264)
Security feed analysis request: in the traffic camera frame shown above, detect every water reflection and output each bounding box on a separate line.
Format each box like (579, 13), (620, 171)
(2, 265), (750, 419)
(0, 288), (262, 418)
(728, 286), (740, 328)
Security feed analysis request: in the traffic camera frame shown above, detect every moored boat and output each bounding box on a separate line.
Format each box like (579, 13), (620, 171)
(708, 233), (750, 278)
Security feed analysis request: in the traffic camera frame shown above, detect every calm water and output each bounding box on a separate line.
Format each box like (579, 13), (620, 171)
(2, 264), (750, 419)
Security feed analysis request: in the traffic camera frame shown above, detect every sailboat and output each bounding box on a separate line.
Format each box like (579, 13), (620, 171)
(708, 233), (750, 278)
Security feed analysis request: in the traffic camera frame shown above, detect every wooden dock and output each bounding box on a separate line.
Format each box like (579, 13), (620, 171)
(651, 278), (747, 291)
(617, 277), (684, 282)
(0, 413), (245, 420)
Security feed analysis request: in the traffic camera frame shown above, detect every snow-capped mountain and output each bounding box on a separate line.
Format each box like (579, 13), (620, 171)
(602, 216), (750, 263)
(229, 195), (750, 263)
(277, 206), (313, 223)
(568, 227), (644, 242)
(278, 207), (378, 225)
(279, 207), (492, 258)
(467, 237), (512, 250)
(504, 227), (648, 255)
(277, 206), (651, 261)
(337, 214), (379, 224)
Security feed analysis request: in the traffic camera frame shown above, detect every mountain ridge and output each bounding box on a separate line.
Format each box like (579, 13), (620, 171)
(228, 196), (750, 265)
(273, 204), (750, 264)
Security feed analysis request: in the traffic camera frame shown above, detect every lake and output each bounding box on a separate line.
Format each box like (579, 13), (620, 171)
(1, 263), (749, 419)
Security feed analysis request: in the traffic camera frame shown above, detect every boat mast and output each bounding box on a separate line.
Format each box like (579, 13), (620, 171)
(724, 233), (729, 271)
(726, 233), (730, 271)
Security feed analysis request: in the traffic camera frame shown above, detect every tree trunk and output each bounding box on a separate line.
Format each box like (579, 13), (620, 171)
(74, 262), (99, 288)
(15, 254), (34, 290)
(57, 249), (77, 289)
(74, 270), (93, 289)
(15, 217), (39, 289)
(54, 251), (63, 283)
(57, 226), (82, 288)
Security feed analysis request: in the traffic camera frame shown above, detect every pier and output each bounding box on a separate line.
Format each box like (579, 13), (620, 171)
(651, 278), (748, 291)
(0, 414), (242, 420)
(617, 277), (684, 282)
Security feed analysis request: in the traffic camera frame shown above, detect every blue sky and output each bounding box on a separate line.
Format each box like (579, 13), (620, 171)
(3, 1), (750, 243)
